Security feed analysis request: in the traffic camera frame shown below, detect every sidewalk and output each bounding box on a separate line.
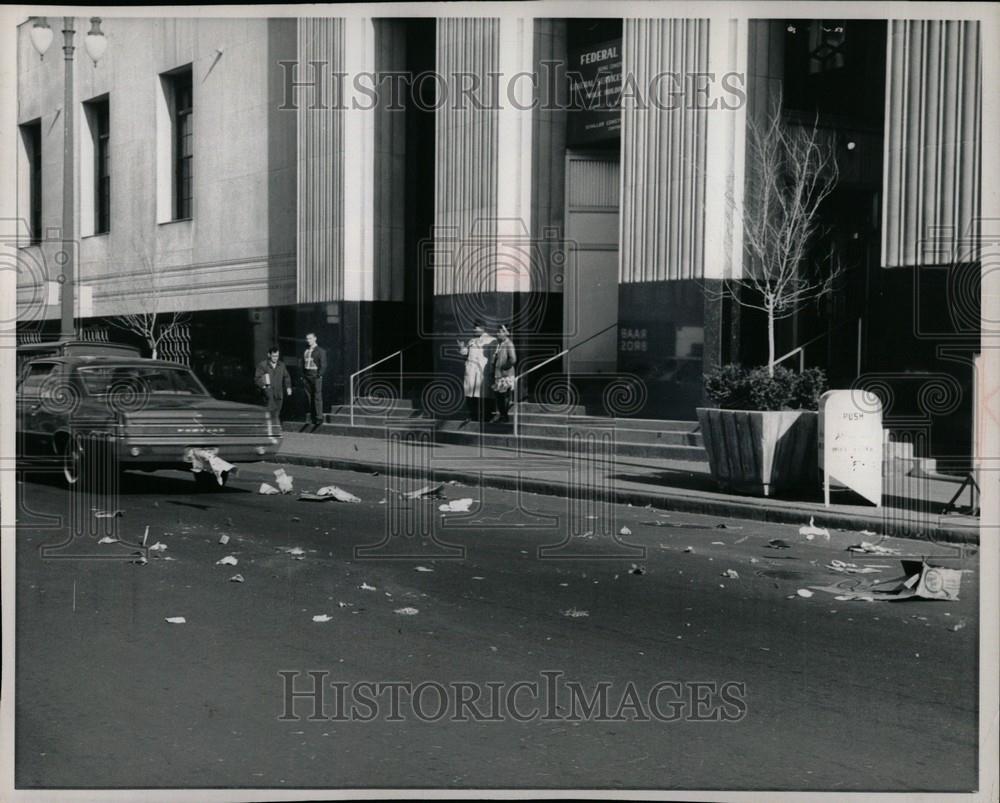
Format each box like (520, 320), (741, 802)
(266, 425), (980, 544)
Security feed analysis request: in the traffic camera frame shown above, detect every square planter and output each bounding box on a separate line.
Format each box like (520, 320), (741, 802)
(696, 407), (819, 497)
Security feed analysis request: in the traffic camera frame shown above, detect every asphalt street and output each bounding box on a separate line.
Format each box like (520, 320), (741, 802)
(15, 461), (979, 791)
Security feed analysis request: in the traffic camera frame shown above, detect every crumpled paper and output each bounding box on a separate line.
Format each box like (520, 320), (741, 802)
(189, 448), (236, 485)
(299, 485), (361, 503)
(274, 468), (294, 494)
(402, 483), (445, 499)
(439, 498), (474, 512)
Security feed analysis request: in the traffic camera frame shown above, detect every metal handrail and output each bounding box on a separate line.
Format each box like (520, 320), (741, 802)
(349, 350), (402, 427)
(773, 318), (861, 373)
(511, 321), (618, 437)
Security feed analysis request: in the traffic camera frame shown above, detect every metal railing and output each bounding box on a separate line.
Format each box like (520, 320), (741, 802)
(511, 322), (618, 437)
(349, 350), (401, 427)
(773, 318), (862, 374)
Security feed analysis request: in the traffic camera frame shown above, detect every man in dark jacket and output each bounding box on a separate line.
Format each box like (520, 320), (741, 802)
(254, 346), (293, 421)
(302, 332), (327, 426)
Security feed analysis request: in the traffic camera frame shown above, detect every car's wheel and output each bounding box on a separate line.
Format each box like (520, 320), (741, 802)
(194, 469), (229, 490)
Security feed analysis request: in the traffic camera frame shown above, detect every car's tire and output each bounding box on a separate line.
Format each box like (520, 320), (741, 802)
(194, 469), (229, 490)
(60, 435), (83, 486)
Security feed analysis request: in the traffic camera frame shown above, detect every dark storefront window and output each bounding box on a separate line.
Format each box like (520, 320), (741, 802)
(91, 97), (110, 234)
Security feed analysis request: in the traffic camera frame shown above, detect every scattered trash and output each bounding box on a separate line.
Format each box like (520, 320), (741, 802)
(439, 498), (474, 512)
(711, 541), (726, 545)
(274, 468), (294, 494)
(403, 483), (445, 499)
(561, 608), (590, 618)
(229, 574), (245, 583)
(722, 569), (740, 579)
(847, 541), (901, 555)
(766, 539), (792, 550)
(258, 483), (280, 495)
(300, 485), (362, 503)
(859, 529), (878, 536)
(148, 542), (168, 552)
(312, 614), (332, 623)
(734, 535), (749, 544)
(142, 526), (150, 547)
(827, 560), (882, 575)
(620, 526), (632, 536)
(189, 448), (236, 485)
(219, 534), (230, 546)
(799, 517), (830, 540)
(683, 546), (694, 553)
(216, 555), (238, 566)
(97, 536), (118, 545)
(94, 509), (123, 519)
(796, 589), (814, 598)
(290, 516), (301, 522)
(748, 557), (760, 564)
(950, 620), (967, 632)
(283, 547), (306, 557)
(360, 582), (377, 591)
(164, 617), (186, 624)
(811, 560), (961, 602)
(394, 607), (419, 616)
(415, 566), (434, 573)
(715, 523), (728, 529)
(630, 564), (646, 576)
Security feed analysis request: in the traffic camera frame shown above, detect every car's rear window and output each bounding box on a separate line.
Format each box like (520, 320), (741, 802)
(77, 366), (208, 396)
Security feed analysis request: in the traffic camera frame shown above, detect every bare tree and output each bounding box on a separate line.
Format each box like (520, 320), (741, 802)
(108, 237), (188, 360)
(718, 100), (841, 376)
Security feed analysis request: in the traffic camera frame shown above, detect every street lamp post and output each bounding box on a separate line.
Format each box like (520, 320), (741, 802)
(29, 16), (106, 340)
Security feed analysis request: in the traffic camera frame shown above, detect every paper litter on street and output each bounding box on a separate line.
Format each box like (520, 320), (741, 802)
(299, 485), (362, 503)
(229, 574), (244, 583)
(93, 509), (123, 519)
(258, 483), (280, 495)
(827, 560), (882, 575)
(620, 526), (632, 536)
(97, 536), (118, 545)
(148, 542), (168, 552)
(312, 614), (332, 623)
(847, 541), (901, 555)
(164, 617), (186, 624)
(189, 448), (236, 484)
(415, 566), (434, 572)
(799, 517), (830, 540)
(439, 498), (474, 512)
(360, 582), (377, 591)
(216, 555), (238, 566)
(274, 468), (294, 494)
(394, 607), (419, 615)
(766, 539), (792, 549)
(561, 608), (590, 618)
(810, 560), (963, 602)
(796, 589), (814, 598)
(722, 569), (740, 579)
(402, 483), (445, 499)
(219, 534), (230, 545)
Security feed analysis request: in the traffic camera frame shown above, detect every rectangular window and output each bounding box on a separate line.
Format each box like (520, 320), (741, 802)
(90, 98), (111, 234)
(172, 69), (193, 220)
(20, 120), (42, 245)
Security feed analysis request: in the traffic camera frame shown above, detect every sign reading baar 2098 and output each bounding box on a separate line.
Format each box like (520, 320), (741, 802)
(818, 390), (883, 507)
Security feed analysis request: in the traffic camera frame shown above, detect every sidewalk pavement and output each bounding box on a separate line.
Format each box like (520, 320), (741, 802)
(263, 425), (980, 544)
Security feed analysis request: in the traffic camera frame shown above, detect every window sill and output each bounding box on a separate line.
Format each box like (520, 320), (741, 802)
(159, 217), (193, 226)
(82, 232), (110, 241)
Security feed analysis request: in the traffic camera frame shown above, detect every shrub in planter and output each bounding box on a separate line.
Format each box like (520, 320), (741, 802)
(698, 364), (828, 496)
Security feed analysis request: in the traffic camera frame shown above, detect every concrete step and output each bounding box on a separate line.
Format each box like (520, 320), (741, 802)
(326, 409), (699, 432)
(310, 421), (707, 461)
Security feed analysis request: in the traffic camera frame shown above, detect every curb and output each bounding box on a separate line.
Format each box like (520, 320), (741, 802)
(264, 451), (979, 546)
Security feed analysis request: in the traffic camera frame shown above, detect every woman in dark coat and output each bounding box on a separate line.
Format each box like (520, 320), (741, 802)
(489, 324), (517, 423)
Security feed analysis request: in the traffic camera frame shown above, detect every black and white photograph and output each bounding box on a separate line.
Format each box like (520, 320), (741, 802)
(0, 2), (997, 800)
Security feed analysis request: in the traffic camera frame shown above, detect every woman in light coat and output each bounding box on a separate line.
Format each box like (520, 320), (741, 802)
(490, 324), (517, 423)
(457, 322), (496, 423)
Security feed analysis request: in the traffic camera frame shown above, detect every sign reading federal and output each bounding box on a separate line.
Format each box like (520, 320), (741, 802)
(567, 39), (622, 146)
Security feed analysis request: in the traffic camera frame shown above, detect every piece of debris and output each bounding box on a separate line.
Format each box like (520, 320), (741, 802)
(620, 526), (632, 536)
(164, 617), (186, 624)
(148, 542), (168, 552)
(722, 569), (740, 579)
(734, 535), (749, 544)
(827, 560), (882, 575)
(219, 534), (230, 546)
(93, 509), (123, 519)
(216, 555), (238, 566)
(796, 589), (814, 598)
(847, 541), (901, 555)
(274, 468), (294, 494)
(229, 574), (245, 583)
(683, 546), (694, 553)
(312, 614), (332, 623)
(394, 607), (419, 616)
(282, 547), (305, 557)
(415, 566), (434, 573)
(799, 517), (830, 540)
(630, 564), (646, 576)
(258, 483), (280, 495)
(439, 498), (474, 513)
(561, 608), (590, 618)
(142, 526), (150, 547)
(402, 483), (445, 499)
(715, 523), (728, 529)
(950, 620), (967, 632)
(97, 536), (118, 545)
(300, 485), (362, 503)
(360, 582), (377, 591)
(188, 449), (236, 484)
(711, 541), (726, 545)
(766, 539), (792, 550)
(290, 516), (301, 523)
